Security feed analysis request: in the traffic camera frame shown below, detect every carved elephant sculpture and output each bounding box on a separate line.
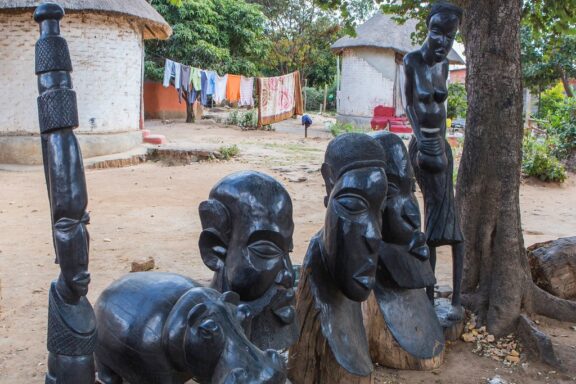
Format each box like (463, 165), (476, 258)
(94, 272), (287, 384)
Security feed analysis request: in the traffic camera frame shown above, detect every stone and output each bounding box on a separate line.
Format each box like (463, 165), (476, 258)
(130, 257), (155, 272)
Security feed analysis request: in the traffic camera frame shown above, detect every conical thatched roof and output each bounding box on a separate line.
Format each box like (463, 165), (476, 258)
(0, 0), (172, 40)
(332, 13), (464, 65)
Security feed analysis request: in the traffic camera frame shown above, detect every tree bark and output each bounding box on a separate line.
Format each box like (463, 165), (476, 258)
(456, 0), (576, 337)
(560, 70), (575, 98)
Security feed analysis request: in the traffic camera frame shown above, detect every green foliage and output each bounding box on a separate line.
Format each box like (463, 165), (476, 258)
(226, 110), (239, 125)
(144, 60), (165, 82)
(521, 25), (576, 95)
(146, 0), (270, 79)
(248, 0), (346, 87)
(537, 83), (566, 119)
(447, 83), (467, 119)
(304, 87), (323, 111)
(219, 144), (240, 160)
(328, 121), (367, 137)
(239, 109), (258, 129)
(226, 109), (258, 129)
(543, 97), (576, 160)
(522, 135), (567, 182)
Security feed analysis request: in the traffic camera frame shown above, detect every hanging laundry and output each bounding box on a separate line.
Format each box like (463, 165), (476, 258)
(257, 71), (304, 126)
(213, 74), (228, 104)
(239, 76), (254, 107)
(191, 67), (202, 92)
(163, 59), (181, 90)
(226, 74), (242, 104)
(179, 65), (191, 104)
(200, 71), (209, 106)
(205, 70), (217, 96)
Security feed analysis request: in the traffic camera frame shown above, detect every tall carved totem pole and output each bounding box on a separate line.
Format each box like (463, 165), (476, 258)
(34, 4), (97, 384)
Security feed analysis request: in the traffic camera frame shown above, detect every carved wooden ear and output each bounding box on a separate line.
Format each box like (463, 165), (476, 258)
(320, 163), (333, 208)
(187, 303), (208, 326)
(199, 230), (227, 272)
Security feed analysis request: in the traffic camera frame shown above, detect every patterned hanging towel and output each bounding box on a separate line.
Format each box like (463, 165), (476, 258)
(257, 71), (303, 126)
(239, 76), (255, 107)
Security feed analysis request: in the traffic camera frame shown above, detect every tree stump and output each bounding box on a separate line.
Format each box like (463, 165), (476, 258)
(363, 290), (444, 370)
(288, 267), (373, 384)
(528, 237), (576, 300)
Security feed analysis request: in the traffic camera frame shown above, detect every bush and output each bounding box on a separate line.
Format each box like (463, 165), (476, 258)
(544, 97), (576, 160)
(522, 135), (567, 182)
(537, 83), (565, 119)
(238, 109), (258, 129)
(219, 144), (239, 160)
(226, 110), (239, 125)
(328, 121), (366, 137)
(447, 83), (467, 119)
(304, 87), (323, 111)
(144, 60), (164, 82)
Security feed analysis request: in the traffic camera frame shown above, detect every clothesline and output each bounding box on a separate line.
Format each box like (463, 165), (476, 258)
(151, 54), (304, 127)
(159, 55), (255, 108)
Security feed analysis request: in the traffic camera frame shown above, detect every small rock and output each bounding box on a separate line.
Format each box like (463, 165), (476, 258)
(488, 375), (508, 384)
(505, 355), (520, 363)
(103, 238), (112, 243)
(130, 257), (155, 272)
(462, 333), (476, 343)
(509, 350), (519, 357)
(571, 326), (576, 331)
(486, 335), (495, 342)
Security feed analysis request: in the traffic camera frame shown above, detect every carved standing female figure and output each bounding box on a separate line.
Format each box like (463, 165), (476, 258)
(404, 2), (464, 320)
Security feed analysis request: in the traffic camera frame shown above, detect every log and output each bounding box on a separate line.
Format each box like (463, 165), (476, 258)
(363, 291), (444, 370)
(528, 237), (576, 300)
(288, 266), (373, 384)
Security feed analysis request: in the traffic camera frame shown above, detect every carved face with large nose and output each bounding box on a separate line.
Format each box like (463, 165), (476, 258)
(426, 6), (460, 63)
(320, 134), (388, 301)
(199, 171), (295, 316)
(371, 131), (429, 260)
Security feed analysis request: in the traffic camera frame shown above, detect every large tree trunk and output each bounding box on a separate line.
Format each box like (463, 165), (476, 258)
(456, 0), (576, 337)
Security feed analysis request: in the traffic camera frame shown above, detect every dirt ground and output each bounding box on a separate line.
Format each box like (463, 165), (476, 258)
(1, 114), (575, 383)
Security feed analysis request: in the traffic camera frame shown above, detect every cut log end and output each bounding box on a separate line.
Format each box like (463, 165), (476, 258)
(363, 294), (444, 370)
(288, 267), (373, 384)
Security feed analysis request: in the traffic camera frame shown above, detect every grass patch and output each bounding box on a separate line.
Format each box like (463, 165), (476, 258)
(219, 144), (240, 160)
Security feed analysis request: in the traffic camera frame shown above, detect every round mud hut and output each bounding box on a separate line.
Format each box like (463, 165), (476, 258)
(0, 0), (171, 165)
(331, 13), (464, 127)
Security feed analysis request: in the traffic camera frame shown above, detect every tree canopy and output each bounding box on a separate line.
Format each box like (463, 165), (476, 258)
(146, 0), (270, 78)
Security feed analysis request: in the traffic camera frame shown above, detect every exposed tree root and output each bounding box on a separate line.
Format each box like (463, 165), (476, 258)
(517, 314), (563, 370)
(528, 283), (576, 323)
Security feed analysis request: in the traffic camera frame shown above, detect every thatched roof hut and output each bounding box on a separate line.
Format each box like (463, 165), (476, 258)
(0, 0), (172, 165)
(332, 13), (464, 65)
(331, 13), (464, 127)
(0, 0), (171, 39)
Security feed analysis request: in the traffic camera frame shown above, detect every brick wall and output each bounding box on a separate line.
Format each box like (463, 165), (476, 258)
(0, 12), (144, 136)
(337, 47), (396, 119)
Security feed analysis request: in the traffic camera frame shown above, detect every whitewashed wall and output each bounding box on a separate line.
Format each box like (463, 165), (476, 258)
(0, 12), (144, 163)
(337, 47), (397, 124)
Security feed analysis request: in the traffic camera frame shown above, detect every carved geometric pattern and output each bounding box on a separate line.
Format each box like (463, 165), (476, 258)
(35, 36), (72, 74)
(47, 292), (97, 356)
(37, 89), (79, 133)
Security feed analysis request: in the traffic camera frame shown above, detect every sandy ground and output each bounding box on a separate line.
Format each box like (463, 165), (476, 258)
(0, 114), (575, 383)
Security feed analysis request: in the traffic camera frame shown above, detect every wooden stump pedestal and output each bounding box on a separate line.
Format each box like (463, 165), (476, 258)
(288, 267), (373, 384)
(363, 292), (444, 370)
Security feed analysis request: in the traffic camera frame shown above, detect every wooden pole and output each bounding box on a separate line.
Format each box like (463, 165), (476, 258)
(323, 84), (328, 115)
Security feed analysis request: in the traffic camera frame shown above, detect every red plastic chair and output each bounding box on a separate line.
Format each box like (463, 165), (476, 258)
(370, 106), (395, 131)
